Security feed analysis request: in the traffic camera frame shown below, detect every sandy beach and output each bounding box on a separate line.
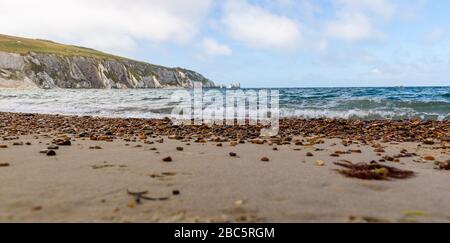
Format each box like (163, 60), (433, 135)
(0, 112), (449, 223)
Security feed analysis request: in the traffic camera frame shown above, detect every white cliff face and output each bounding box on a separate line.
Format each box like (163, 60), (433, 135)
(0, 51), (215, 89)
(0, 52), (24, 70)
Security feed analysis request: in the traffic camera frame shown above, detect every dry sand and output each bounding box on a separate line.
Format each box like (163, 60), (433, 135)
(1, 134), (449, 223)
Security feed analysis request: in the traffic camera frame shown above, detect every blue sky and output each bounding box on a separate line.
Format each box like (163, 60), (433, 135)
(1, 0), (449, 87)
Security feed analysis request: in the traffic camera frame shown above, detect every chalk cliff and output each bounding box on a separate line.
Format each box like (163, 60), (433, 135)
(0, 35), (215, 89)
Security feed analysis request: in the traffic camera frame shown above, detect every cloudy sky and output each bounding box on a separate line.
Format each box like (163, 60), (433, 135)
(1, 0), (449, 87)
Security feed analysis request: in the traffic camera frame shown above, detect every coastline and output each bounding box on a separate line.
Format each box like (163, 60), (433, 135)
(1, 112), (449, 222)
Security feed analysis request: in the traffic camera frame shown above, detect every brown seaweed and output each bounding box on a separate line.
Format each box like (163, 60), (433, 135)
(127, 189), (170, 204)
(334, 160), (415, 180)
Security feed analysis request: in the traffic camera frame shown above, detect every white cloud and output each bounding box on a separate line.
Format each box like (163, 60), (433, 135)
(426, 28), (447, 43)
(334, 0), (396, 19)
(0, 0), (212, 53)
(201, 38), (232, 57)
(222, 1), (302, 50)
(369, 67), (383, 74)
(318, 40), (329, 52)
(325, 12), (385, 42)
(325, 0), (395, 42)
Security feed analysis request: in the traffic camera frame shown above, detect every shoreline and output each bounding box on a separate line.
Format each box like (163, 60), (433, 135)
(1, 112), (449, 143)
(1, 112), (449, 222)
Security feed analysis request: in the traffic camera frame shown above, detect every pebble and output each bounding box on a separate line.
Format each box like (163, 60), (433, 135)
(252, 139), (265, 145)
(306, 152), (314, 157)
(13, 142), (24, 146)
(162, 156), (173, 162)
(229, 152), (237, 157)
(349, 149), (362, 154)
(32, 206), (43, 212)
(46, 150), (57, 156)
(437, 160), (450, 170)
(48, 145), (59, 150)
(423, 155), (435, 161)
(261, 157), (270, 162)
(172, 190), (181, 196)
(57, 140), (71, 146)
(0, 145), (7, 148)
(316, 160), (326, 166)
(176, 147), (184, 151)
(216, 143), (223, 147)
(0, 162), (10, 167)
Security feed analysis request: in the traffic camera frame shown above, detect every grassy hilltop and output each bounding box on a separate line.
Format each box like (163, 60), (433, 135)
(0, 34), (126, 61)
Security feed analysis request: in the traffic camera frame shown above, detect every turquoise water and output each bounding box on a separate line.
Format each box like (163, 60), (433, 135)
(0, 87), (449, 120)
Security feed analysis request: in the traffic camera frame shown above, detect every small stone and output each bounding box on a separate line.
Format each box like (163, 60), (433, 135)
(162, 156), (173, 162)
(216, 143), (223, 147)
(306, 152), (314, 157)
(176, 147), (184, 151)
(172, 190), (181, 196)
(261, 157), (270, 162)
(252, 139), (265, 145)
(48, 145), (59, 150)
(57, 140), (71, 146)
(46, 150), (56, 156)
(316, 160), (326, 166)
(349, 149), (362, 153)
(438, 160), (450, 170)
(89, 146), (102, 150)
(423, 155), (435, 161)
(0, 163), (10, 167)
(25, 142), (32, 145)
(32, 206), (43, 212)
(374, 148), (385, 153)
(13, 142), (23, 146)
(230, 141), (238, 147)
(273, 147), (278, 151)
(127, 202), (136, 209)
(0, 145), (8, 148)
(330, 153), (340, 157)
(229, 152), (237, 157)
(40, 149), (49, 154)
(234, 200), (244, 207)
(423, 139), (435, 145)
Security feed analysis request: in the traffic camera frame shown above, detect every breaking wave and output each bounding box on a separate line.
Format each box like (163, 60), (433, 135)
(0, 87), (449, 120)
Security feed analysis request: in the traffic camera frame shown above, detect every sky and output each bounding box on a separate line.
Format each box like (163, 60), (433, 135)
(0, 0), (449, 88)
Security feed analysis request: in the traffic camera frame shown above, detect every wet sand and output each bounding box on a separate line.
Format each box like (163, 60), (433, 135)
(0, 112), (449, 223)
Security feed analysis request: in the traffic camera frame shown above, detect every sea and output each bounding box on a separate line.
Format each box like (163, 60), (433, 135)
(0, 87), (449, 120)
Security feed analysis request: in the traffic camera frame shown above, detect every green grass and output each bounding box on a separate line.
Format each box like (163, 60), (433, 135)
(0, 34), (128, 61)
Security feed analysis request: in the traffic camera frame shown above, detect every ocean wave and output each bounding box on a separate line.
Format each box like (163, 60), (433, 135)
(1, 87), (449, 121)
(279, 108), (449, 121)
